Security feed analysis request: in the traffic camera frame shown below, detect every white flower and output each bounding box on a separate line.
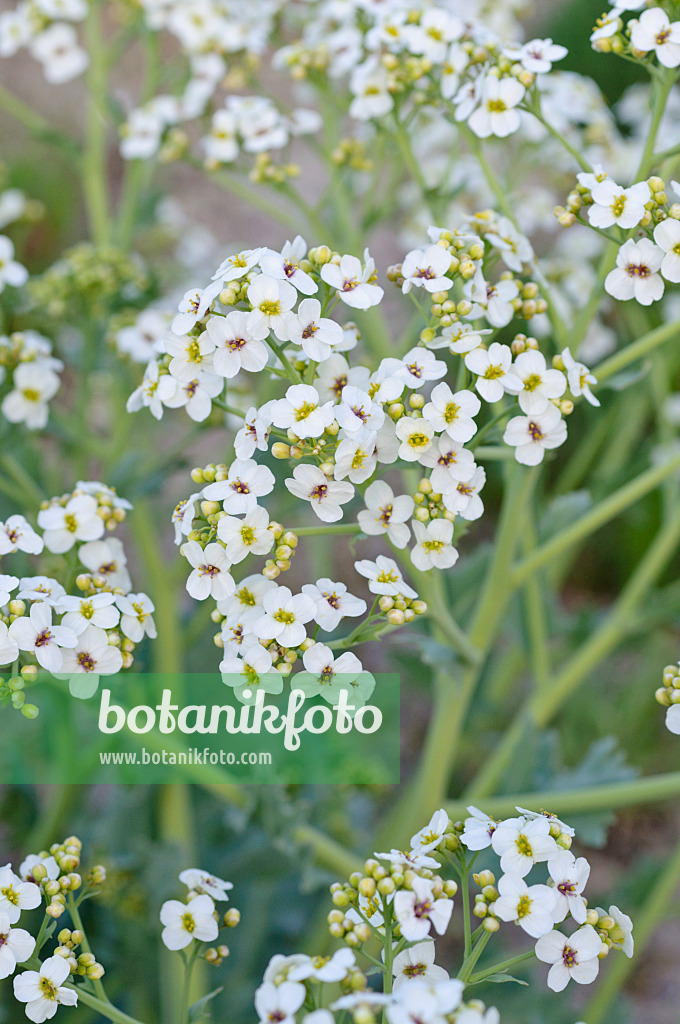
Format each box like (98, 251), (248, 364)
(220, 642), (283, 703)
(374, 850), (440, 872)
(0, 574), (18, 606)
(420, 435), (476, 492)
(630, 8), (680, 67)
(349, 60), (394, 121)
(387, 980), (461, 1024)
(460, 807), (500, 851)
(0, 515), (43, 555)
(254, 981), (305, 1024)
(294, 644), (373, 706)
(79, 538), (131, 591)
(535, 924), (602, 992)
(254, 586), (316, 648)
(163, 372), (223, 423)
(260, 236), (317, 295)
(395, 416), (435, 461)
(205, 311), (269, 378)
(171, 283), (221, 336)
(0, 866), (41, 923)
(9, 603), (77, 673)
(404, 8), (463, 62)
(272, 384), (334, 439)
(588, 179), (650, 229)
(116, 309), (170, 363)
(126, 360), (177, 420)
(290, 948), (355, 983)
(666, 703), (680, 733)
(300, 578), (366, 632)
(217, 506), (274, 563)
(465, 343), (522, 403)
(30, 23), (88, 83)
(399, 348), (447, 389)
(37, 495), (105, 554)
(491, 816), (558, 876)
(58, 625), (124, 698)
(287, 298), (343, 361)
(394, 876), (453, 942)
(515, 806), (575, 838)
(401, 245), (453, 294)
(115, 593), (157, 642)
(219, 574), (278, 628)
(247, 275), (297, 340)
(2, 362), (60, 429)
(653, 217), (680, 282)
(14, 956), (78, 1022)
(423, 384), (480, 443)
(203, 459), (275, 514)
(411, 809), (450, 854)
(17, 577), (65, 605)
(355, 556), (417, 598)
(507, 38), (568, 73)
(19, 855), (59, 884)
(357, 481), (413, 549)
(285, 465), (354, 522)
(485, 217), (533, 274)
(0, 8), (31, 57)
(392, 941), (451, 991)
(605, 238), (664, 305)
(314, 353), (369, 403)
(181, 541), (235, 601)
(321, 251), (384, 309)
(160, 894), (218, 950)
(411, 520), (459, 572)
(212, 248), (263, 284)
(0, 911), (35, 979)
(561, 348), (600, 407)
(602, 905), (634, 957)
(203, 108), (239, 164)
(166, 331), (215, 382)
(234, 405), (273, 460)
(179, 869), (233, 900)
(503, 405), (568, 466)
(367, 359), (405, 405)
(494, 874), (557, 937)
(548, 851), (590, 925)
(465, 272), (519, 328)
(468, 75), (525, 139)
(121, 107), (164, 160)
(336, 386), (385, 434)
(591, 11), (622, 44)
(0, 622), (19, 666)
(513, 350), (567, 415)
(334, 429), (378, 484)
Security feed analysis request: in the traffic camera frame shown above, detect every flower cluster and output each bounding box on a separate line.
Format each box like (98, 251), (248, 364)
(591, 3), (680, 68)
(0, 0), (89, 84)
(276, 1), (568, 141)
(0, 330), (63, 430)
(126, 233), (599, 684)
(28, 244), (150, 323)
(656, 660), (680, 734)
(0, 481), (156, 709)
(0, 834), (107, 1023)
(250, 804), (632, 1024)
(159, 866), (239, 963)
(558, 170), (680, 306)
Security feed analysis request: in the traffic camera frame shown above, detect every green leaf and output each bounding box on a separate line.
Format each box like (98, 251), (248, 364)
(483, 973), (529, 986)
(188, 987), (224, 1022)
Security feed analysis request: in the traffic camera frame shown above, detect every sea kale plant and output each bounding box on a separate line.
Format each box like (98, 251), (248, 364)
(1, 0), (680, 1021)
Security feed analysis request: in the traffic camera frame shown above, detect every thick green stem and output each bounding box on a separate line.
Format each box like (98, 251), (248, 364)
(469, 950), (536, 985)
(67, 894), (109, 1004)
(446, 771), (680, 819)
(82, 0), (111, 245)
(594, 318), (680, 384)
(469, 507), (680, 799)
(511, 452), (680, 587)
(65, 986), (146, 1024)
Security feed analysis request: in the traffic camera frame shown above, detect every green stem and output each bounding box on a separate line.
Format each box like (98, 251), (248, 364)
(292, 824), (362, 876)
(469, 950), (536, 985)
(82, 0), (111, 245)
(457, 929), (492, 983)
(291, 523), (361, 536)
(594, 318), (680, 384)
(460, 866), (472, 959)
(207, 167), (300, 231)
(511, 452), (680, 587)
(583, 835), (680, 1024)
(521, 508), (550, 690)
(67, 894), (110, 1005)
(445, 771), (680, 819)
(179, 949), (198, 1024)
(469, 507), (680, 799)
(65, 986), (146, 1024)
